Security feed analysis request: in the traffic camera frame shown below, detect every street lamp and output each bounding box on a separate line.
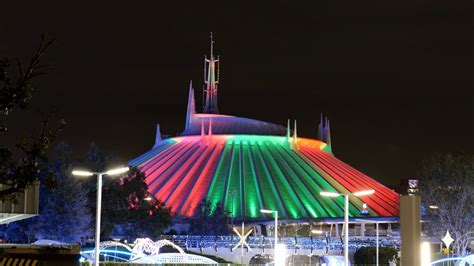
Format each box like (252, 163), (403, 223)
(320, 189), (375, 266)
(72, 166), (129, 266)
(260, 209), (278, 250)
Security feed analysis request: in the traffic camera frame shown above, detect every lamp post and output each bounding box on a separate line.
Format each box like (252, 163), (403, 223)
(72, 166), (129, 266)
(260, 209), (278, 250)
(320, 189), (375, 266)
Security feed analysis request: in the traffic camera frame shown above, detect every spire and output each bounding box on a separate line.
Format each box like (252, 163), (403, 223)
(286, 119), (291, 143)
(208, 118), (213, 141)
(153, 124), (162, 148)
(318, 113), (324, 140)
(203, 32), (219, 114)
(200, 120), (206, 145)
(185, 80), (196, 130)
(293, 120), (298, 145)
(317, 114), (333, 152)
(326, 119), (332, 149)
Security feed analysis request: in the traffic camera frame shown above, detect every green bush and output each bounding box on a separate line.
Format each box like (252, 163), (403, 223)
(353, 246), (398, 265)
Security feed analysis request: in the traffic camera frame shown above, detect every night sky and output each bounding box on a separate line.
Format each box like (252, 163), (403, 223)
(1, 0), (472, 186)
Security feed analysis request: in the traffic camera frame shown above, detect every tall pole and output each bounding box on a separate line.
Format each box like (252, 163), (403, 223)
(376, 222), (379, 266)
(241, 222), (244, 265)
(95, 173), (103, 266)
(344, 194), (349, 266)
(275, 211), (278, 249)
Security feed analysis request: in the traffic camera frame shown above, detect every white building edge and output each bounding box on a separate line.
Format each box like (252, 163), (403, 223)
(0, 181), (39, 224)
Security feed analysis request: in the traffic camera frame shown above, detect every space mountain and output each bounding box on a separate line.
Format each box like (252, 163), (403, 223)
(129, 37), (400, 221)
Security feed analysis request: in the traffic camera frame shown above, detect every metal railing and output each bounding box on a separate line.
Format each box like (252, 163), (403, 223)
(161, 235), (401, 252)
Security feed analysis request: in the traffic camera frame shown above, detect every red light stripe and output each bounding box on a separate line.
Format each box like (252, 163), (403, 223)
(147, 141), (199, 195)
(315, 150), (398, 205)
(151, 141), (202, 199)
(300, 147), (393, 216)
(143, 140), (194, 184)
(319, 151), (399, 202)
(179, 141), (226, 216)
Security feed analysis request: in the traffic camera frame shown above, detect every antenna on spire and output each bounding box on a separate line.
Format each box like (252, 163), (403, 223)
(203, 32), (219, 114)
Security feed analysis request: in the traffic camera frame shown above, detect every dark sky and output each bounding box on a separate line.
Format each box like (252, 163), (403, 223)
(1, 0), (472, 186)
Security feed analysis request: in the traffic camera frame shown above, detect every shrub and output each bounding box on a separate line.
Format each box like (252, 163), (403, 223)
(353, 246), (398, 265)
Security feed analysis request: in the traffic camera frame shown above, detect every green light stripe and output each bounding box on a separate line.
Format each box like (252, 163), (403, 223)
(272, 144), (328, 218)
(224, 141), (242, 218)
(279, 146), (342, 217)
(253, 142), (287, 218)
(266, 143), (316, 217)
(207, 141), (233, 211)
(260, 142), (304, 219)
(242, 141), (261, 218)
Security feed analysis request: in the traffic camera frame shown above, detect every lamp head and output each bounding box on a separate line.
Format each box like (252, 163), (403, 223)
(105, 167), (129, 176)
(72, 170), (94, 177)
(320, 191), (340, 197)
(353, 189), (375, 197)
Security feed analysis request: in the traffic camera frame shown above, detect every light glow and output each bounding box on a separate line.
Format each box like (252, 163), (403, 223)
(320, 191), (340, 197)
(260, 209), (276, 214)
(106, 167), (129, 176)
(353, 189), (375, 197)
(429, 205), (439, 209)
(311, 230), (323, 235)
(421, 242), (431, 266)
(72, 170), (94, 176)
(274, 243), (287, 266)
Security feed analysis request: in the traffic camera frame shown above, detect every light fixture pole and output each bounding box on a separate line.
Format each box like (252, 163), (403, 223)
(260, 209), (278, 249)
(72, 167), (129, 266)
(320, 189), (375, 266)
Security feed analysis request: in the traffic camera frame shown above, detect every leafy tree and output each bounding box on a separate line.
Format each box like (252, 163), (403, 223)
(0, 35), (64, 200)
(189, 200), (230, 235)
(0, 143), (92, 243)
(30, 143), (92, 243)
(79, 144), (172, 240)
(101, 167), (173, 240)
(419, 153), (474, 256)
(0, 219), (33, 243)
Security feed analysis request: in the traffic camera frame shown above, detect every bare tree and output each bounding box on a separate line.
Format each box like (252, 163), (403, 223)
(419, 153), (474, 256)
(0, 35), (65, 200)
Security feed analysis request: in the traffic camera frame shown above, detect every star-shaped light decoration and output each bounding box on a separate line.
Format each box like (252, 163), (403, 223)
(442, 230), (454, 250)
